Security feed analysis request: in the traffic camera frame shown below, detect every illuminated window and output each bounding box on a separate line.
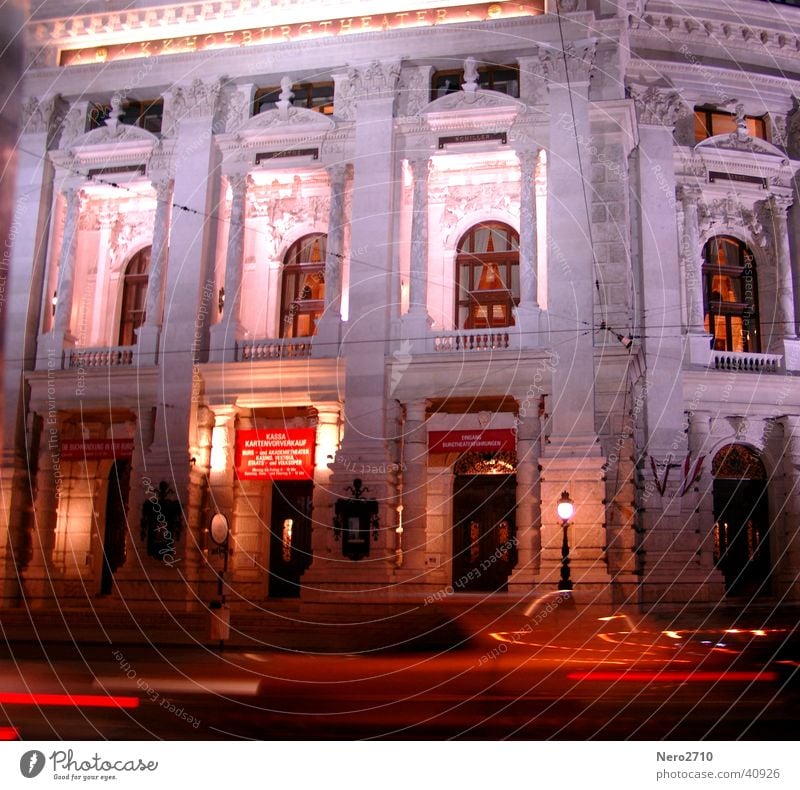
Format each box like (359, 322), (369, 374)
(702, 236), (760, 353)
(280, 234), (327, 338)
(89, 99), (164, 133)
(455, 223), (519, 329)
(254, 83), (335, 115)
(431, 64), (519, 100)
(694, 106), (766, 143)
(118, 248), (150, 346)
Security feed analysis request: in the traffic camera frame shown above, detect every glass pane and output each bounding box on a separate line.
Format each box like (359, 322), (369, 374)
(710, 274), (742, 303)
(694, 112), (710, 142)
(730, 316), (743, 352)
(709, 112), (736, 136)
(477, 263), (506, 290)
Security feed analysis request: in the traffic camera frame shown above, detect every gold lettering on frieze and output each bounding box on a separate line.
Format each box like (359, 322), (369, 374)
(58, 3), (544, 66)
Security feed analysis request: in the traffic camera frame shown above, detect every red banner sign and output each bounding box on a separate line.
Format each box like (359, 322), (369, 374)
(428, 429), (515, 454)
(235, 428), (316, 481)
(60, 438), (134, 460)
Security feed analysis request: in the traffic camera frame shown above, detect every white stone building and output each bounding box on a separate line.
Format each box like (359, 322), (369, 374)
(3, 0), (800, 612)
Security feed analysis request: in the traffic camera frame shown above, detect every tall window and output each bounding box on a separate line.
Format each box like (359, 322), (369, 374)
(455, 223), (519, 329)
(703, 236), (760, 353)
(118, 248), (150, 346)
(280, 234), (327, 338)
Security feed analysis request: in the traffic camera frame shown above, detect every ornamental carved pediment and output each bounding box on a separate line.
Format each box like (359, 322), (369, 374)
(68, 123), (158, 150)
(239, 105), (335, 135)
(695, 133), (787, 161)
(421, 89), (525, 117)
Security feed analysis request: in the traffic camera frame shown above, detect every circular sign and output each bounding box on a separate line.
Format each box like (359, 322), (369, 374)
(210, 513), (229, 545)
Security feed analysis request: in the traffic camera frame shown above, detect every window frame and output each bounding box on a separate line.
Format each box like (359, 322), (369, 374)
(431, 64), (520, 101)
(254, 82), (335, 116)
(279, 234), (327, 339)
(118, 247), (151, 346)
(702, 236), (761, 354)
(693, 106), (767, 143)
(455, 222), (520, 330)
(89, 99), (164, 134)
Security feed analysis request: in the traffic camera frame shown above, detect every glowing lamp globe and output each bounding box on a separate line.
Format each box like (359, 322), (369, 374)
(556, 491), (574, 522)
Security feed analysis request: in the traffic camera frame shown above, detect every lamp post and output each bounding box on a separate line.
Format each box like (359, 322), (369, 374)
(556, 490), (574, 591)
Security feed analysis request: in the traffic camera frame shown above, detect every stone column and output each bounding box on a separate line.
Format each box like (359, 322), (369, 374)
(516, 149), (540, 349)
(400, 156), (433, 351)
(509, 410), (539, 592)
(766, 194), (800, 366)
(314, 164), (348, 351)
(51, 186), (84, 344)
(136, 178), (174, 364)
(779, 416), (800, 599)
(407, 157), (431, 319)
(310, 404), (341, 565)
(537, 41), (612, 598)
(517, 150), (539, 310)
(401, 400), (429, 572)
(678, 185), (706, 334)
(22, 417), (61, 604)
(210, 173), (249, 361)
(323, 61), (403, 592)
(323, 164), (347, 316)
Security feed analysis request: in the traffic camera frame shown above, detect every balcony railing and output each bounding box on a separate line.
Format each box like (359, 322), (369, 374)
(430, 327), (517, 353)
(236, 338), (313, 361)
(711, 350), (782, 373)
(67, 346), (135, 368)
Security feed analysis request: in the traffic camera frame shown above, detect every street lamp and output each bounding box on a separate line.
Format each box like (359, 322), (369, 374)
(556, 490), (574, 591)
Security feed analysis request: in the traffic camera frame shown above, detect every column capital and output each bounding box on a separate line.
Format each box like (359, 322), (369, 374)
(767, 192), (793, 217)
(539, 39), (596, 85)
(408, 156), (432, 182)
(325, 162), (349, 184)
(516, 149), (539, 171)
(404, 400), (429, 423)
(631, 85), (684, 128)
(677, 183), (703, 206)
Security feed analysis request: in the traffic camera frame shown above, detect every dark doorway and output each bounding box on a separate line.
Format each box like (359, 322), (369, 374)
(101, 460), (130, 595)
(452, 474), (517, 592)
(269, 481), (313, 598)
(712, 445), (771, 597)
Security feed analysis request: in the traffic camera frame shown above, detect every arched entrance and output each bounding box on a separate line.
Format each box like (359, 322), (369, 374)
(451, 452), (517, 592)
(100, 460), (130, 595)
(712, 444), (770, 597)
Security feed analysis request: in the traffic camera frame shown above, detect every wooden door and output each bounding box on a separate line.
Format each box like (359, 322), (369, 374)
(452, 474), (517, 592)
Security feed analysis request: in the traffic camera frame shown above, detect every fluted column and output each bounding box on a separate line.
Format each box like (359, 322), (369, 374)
(135, 178), (174, 364)
(408, 157), (431, 319)
(51, 187), (84, 343)
(210, 173), (249, 361)
(779, 416), (800, 599)
(401, 400), (429, 570)
(768, 194), (798, 341)
(678, 185), (705, 333)
(143, 178), (174, 328)
(323, 164), (346, 316)
(518, 150), (539, 309)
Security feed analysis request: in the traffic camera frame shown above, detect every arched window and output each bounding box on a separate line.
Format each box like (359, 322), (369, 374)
(702, 236), (760, 353)
(455, 222), (519, 329)
(118, 247), (150, 346)
(280, 234), (326, 338)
